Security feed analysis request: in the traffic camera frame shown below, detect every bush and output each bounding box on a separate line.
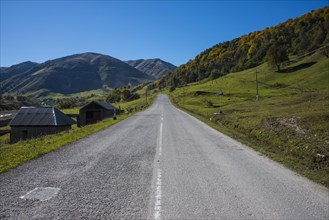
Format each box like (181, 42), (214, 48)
(202, 98), (213, 107)
(16, 96), (29, 102)
(106, 89), (140, 103)
(57, 99), (75, 109)
(106, 89), (121, 103)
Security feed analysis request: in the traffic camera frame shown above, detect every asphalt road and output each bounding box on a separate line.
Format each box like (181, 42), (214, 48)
(1, 94), (328, 219)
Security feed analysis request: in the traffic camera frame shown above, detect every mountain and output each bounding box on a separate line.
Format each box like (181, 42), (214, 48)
(125, 59), (176, 79)
(161, 6), (329, 88)
(0, 53), (154, 96)
(0, 61), (39, 81)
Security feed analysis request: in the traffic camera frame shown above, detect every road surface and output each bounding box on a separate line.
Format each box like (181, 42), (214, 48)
(0, 94), (328, 219)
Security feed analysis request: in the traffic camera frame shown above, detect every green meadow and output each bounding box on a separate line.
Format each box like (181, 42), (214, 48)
(169, 52), (329, 187)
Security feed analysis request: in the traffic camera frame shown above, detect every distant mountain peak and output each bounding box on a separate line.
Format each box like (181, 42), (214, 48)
(2, 61), (39, 69)
(1, 53), (154, 96)
(125, 58), (176, 79)
(0, 61), (39, 81)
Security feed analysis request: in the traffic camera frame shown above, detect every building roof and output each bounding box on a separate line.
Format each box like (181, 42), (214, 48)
(81, 100), (116, 110)
(9, 106), (76, 126)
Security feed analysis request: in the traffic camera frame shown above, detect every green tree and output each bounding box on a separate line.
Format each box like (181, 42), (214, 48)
(121, 89), (131, 101)
(321, 46), (329, 58)
(121, 89), (140, 102)
(16, 96), (29, 102)
(311, 26), (326, 50)
(157, 78), (166, 90)
(106, 89), (121, 103)
(4, 95), (14, 101)
(169, 86), (176, 92)
(210, 69), (221, 85)
(57, 99), (74, 109)
(266, 44), (289, 71)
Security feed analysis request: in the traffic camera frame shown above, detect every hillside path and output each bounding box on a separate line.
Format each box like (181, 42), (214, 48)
(0, 94), (328, 219)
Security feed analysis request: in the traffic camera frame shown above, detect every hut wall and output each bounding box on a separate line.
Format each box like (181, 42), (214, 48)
(10, 126), (71, 144)
(78, 109), (87, 127)
(102, 109), (115, 118)
(78, 109), (115, 127)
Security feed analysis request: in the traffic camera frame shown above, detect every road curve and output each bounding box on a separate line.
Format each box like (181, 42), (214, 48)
(0, 94), (328, 219)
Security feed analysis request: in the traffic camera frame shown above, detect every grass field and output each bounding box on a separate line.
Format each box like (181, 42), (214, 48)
(168, 52), (329, 187)
(0, 94), (156, 174)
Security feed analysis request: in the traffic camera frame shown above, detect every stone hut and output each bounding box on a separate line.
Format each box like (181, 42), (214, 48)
(78, 100), (116, 126)
(9, 106), (76, 144)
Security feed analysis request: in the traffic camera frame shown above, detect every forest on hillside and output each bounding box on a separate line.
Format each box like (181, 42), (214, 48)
(156, 6), (329, 89)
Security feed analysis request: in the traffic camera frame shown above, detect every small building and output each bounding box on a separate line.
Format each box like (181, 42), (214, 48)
(9, 106), (76, 144)
(78, 100), (117, 126)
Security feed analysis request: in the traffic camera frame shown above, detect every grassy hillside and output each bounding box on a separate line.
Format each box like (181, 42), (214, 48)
(160, 6), (328, 89)
(168, 52), (329, 187)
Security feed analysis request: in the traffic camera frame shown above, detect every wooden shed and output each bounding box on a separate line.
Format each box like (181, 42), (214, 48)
(9, 106), (76, 144)
(78, 100), (116, 126)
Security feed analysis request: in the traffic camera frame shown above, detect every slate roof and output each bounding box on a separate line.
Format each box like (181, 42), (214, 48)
(81, 100), (116, 110)
(9, 106), (76, 126)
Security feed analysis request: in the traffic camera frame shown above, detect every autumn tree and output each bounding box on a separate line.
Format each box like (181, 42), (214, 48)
(266, 44), (289, 71)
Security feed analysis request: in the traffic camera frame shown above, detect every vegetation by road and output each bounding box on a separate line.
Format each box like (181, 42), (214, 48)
(0, 94), (156, 174)
(168, 52), (329, 187)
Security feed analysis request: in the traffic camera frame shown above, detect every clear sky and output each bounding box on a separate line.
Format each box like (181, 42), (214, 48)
(0, 0), (328, 67)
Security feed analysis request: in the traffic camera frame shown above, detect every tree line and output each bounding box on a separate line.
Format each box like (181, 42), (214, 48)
(106, 88), (140, 103)
(155, 6), (329, 89)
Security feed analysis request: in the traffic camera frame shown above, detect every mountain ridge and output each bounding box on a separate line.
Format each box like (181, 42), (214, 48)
(125, 58), (176, 79)
(0, 52), (155, 96)
(0, 61), (39, 81)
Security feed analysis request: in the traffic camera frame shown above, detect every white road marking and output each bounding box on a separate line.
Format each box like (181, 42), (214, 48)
(154, 169), (162, 220)
(154, 113), (164, 220)
(159, 122), (163, 157)
(20, 187), (60, 201)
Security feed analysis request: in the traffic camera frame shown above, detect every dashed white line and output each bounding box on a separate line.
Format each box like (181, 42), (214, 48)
(154, 112), (164, 220)
(159, 122), (163, 157)
(154, 169), (162, 220)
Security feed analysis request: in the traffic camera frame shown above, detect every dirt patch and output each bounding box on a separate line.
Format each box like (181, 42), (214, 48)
(277, 117), (306, 135)
(264, 117), (307, 135)
(270, 83), (289, 89)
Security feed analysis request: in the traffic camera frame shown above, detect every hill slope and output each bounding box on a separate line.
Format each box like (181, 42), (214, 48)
(162, 6), (329, 88)
(167, 51), (329, 187)
(125, 59), (176, 79)
(0, 61), (39, 81)
(0, 53), (154, 96)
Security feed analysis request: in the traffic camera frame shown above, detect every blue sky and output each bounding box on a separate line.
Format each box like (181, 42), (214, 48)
(0, 0), (328, 67)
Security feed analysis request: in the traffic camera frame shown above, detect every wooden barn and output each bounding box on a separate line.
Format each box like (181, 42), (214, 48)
(78, 100), (117, 126)
(9, 106), (76, 144)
